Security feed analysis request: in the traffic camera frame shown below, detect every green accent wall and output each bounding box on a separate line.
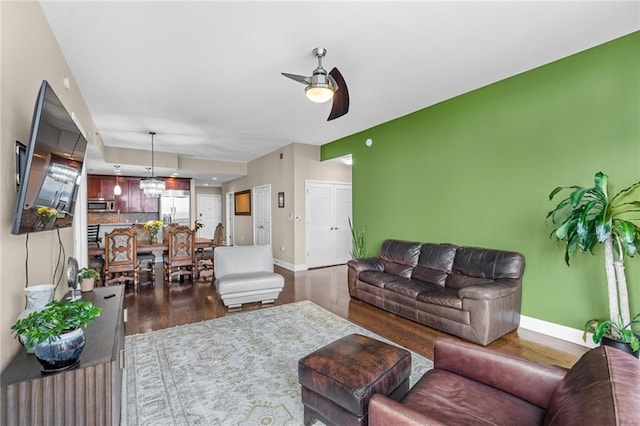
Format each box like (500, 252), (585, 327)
(321, 31), (640, 330)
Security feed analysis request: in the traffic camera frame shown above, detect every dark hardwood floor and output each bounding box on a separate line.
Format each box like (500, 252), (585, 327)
(122, 264), (588, 369)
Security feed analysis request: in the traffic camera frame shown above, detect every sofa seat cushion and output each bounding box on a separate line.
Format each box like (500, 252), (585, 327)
(402, 369), (545, 426)
(385, 279), (441, 298)
(417, 288), (463, 309)
(359, 271), (408, 288)
(215, 271), (284, 295)
(544, 346), (640, 425)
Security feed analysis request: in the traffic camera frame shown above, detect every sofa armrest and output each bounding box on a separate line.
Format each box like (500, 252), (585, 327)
(347, 257), (384, 274)
(369, 394), (445, 426)
(434, 339), (567, 409)
(457, 279), (520, 300)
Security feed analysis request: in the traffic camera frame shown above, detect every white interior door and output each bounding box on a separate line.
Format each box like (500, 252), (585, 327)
(333, 185), (353, 264)
(306, 181), (352, 268)
(307, 183), (334, 268)
(253, 185), (271, 246)
(197, 194), (221, 239)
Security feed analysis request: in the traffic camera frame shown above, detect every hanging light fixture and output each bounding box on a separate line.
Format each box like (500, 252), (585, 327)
(140, 131), (165, 197)
(113, 165), (122, 196)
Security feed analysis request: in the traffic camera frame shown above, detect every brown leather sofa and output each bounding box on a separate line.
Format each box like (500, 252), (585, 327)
(369, 339), (640, 425)
(347, 239), (525, 345)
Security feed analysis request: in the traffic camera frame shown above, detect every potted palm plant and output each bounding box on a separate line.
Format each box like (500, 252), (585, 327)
(11, 300), (101, 371)
(547, 171), (640, 356)
(77, 267), (100, 292)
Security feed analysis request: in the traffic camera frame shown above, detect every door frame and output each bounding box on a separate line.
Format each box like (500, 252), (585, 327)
(225, 191), (234, 245)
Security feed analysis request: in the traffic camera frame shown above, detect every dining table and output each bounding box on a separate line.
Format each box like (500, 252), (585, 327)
(88, 237), (217, 257)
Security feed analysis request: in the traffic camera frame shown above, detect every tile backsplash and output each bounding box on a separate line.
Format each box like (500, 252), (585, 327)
(88, 212), (159, 225)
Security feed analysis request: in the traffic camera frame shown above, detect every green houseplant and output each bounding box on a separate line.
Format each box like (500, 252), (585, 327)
(547, 171), (640, 354)
(348, 217), (366, 259)
(78, 267), (101, 292)
(12, 300), (101, 370)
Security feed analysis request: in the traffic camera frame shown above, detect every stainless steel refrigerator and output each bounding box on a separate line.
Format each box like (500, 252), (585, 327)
(160, 190), (190, 226)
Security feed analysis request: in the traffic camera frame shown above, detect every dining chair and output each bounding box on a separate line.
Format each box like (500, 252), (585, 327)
(87, 224), (102, 247)
(130, 224), (156, 286)
(196, 223), (223, 279)
(104, 227), (139, 291)
(163, 225), (196, 286)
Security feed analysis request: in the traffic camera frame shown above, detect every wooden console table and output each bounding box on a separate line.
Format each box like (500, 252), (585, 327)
(1, 286), (125, 426)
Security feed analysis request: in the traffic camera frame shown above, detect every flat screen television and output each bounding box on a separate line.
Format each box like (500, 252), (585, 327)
(11, 80), (88, 235)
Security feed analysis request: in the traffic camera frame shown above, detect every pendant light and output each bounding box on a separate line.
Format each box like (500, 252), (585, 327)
(140, 131), (165, 197)
(113, 165), (122, 196)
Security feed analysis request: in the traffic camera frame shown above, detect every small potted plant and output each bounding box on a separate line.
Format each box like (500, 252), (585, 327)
(77, 267), (100, 292)
(11, 300), (101, 372)
(584, 314), (640, 355)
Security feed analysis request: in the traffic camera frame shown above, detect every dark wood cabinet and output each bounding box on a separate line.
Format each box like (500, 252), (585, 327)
(1, 287), (125, 425)
(88, 175), (161, 213)
(164, 177), (190, 191)
(87, 174), (117, 199)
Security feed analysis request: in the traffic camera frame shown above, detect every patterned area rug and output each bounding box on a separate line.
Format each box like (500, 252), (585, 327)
(125, 301), (433, 425)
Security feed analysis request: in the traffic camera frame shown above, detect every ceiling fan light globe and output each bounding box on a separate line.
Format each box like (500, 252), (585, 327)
(305, 86), (334, 103)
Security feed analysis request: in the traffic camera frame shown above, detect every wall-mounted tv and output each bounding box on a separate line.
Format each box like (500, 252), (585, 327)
(11, 80), (88, 235)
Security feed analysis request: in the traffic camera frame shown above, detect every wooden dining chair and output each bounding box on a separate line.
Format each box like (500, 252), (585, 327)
(163, 225), (196, 286)
(130, 224), (156, 286)
(196, 223), (224, 279)
(104, 228), (139, 291)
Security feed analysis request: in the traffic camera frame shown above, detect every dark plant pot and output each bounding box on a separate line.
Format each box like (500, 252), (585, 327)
(601, 335), (640, 358)
(34, 328), (86, 373)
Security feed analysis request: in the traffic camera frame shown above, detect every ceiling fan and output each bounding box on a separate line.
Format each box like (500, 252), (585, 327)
(282, 47), (349, 121)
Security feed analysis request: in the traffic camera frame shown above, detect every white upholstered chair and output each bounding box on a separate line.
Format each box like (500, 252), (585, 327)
(214, 245), (284, 309)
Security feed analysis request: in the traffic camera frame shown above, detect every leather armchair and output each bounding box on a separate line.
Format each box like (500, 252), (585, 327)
(369, 338), (640, 426)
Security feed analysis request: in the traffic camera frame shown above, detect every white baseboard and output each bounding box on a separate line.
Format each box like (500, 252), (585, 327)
(520, 315), (596, 348)
(273, 258), (307, 272)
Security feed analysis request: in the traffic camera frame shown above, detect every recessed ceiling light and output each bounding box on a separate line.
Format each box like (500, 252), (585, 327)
(204, 183), (209, 186)
(211, 177), (217, 180)
(172, 172), (179, 176)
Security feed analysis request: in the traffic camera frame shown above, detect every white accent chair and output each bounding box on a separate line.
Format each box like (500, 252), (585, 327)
(214, 245), (284, 308)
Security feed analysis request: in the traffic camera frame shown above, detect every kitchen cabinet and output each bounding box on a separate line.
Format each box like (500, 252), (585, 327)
(87, 174), (117, 199)
(87, 175), (158, 213)
(164, 177), (190, 191)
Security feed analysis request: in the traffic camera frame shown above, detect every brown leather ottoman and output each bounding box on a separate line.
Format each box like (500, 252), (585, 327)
(298, 333), (411, 426)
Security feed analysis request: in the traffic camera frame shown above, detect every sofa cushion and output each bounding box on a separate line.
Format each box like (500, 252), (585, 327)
(385, 279), (441, 298)
(411, 243), (457, 286)
(417, 288), (462, 309)
(401, 369), (545, 426)
(544, 346), (640, 426)
(446, 247), (524, 290)
(379, 240), (422, 278)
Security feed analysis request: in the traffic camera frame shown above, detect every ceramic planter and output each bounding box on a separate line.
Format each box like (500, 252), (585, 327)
(34, 328), (86, 372)
(80, 277), (95, 292)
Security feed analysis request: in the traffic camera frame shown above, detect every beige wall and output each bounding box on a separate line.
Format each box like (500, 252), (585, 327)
(0, 2), (99, 370)
(222, 143), (351, 269)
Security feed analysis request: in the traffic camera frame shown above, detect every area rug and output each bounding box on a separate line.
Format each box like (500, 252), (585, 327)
(125, 301), (433, 425)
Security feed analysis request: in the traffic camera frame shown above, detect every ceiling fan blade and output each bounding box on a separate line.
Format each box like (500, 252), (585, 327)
(327, 67), (349, 121)
(281, 72), (310, 85)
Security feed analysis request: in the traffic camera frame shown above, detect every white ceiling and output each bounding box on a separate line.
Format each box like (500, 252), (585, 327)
(40, 1), (640, 186)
